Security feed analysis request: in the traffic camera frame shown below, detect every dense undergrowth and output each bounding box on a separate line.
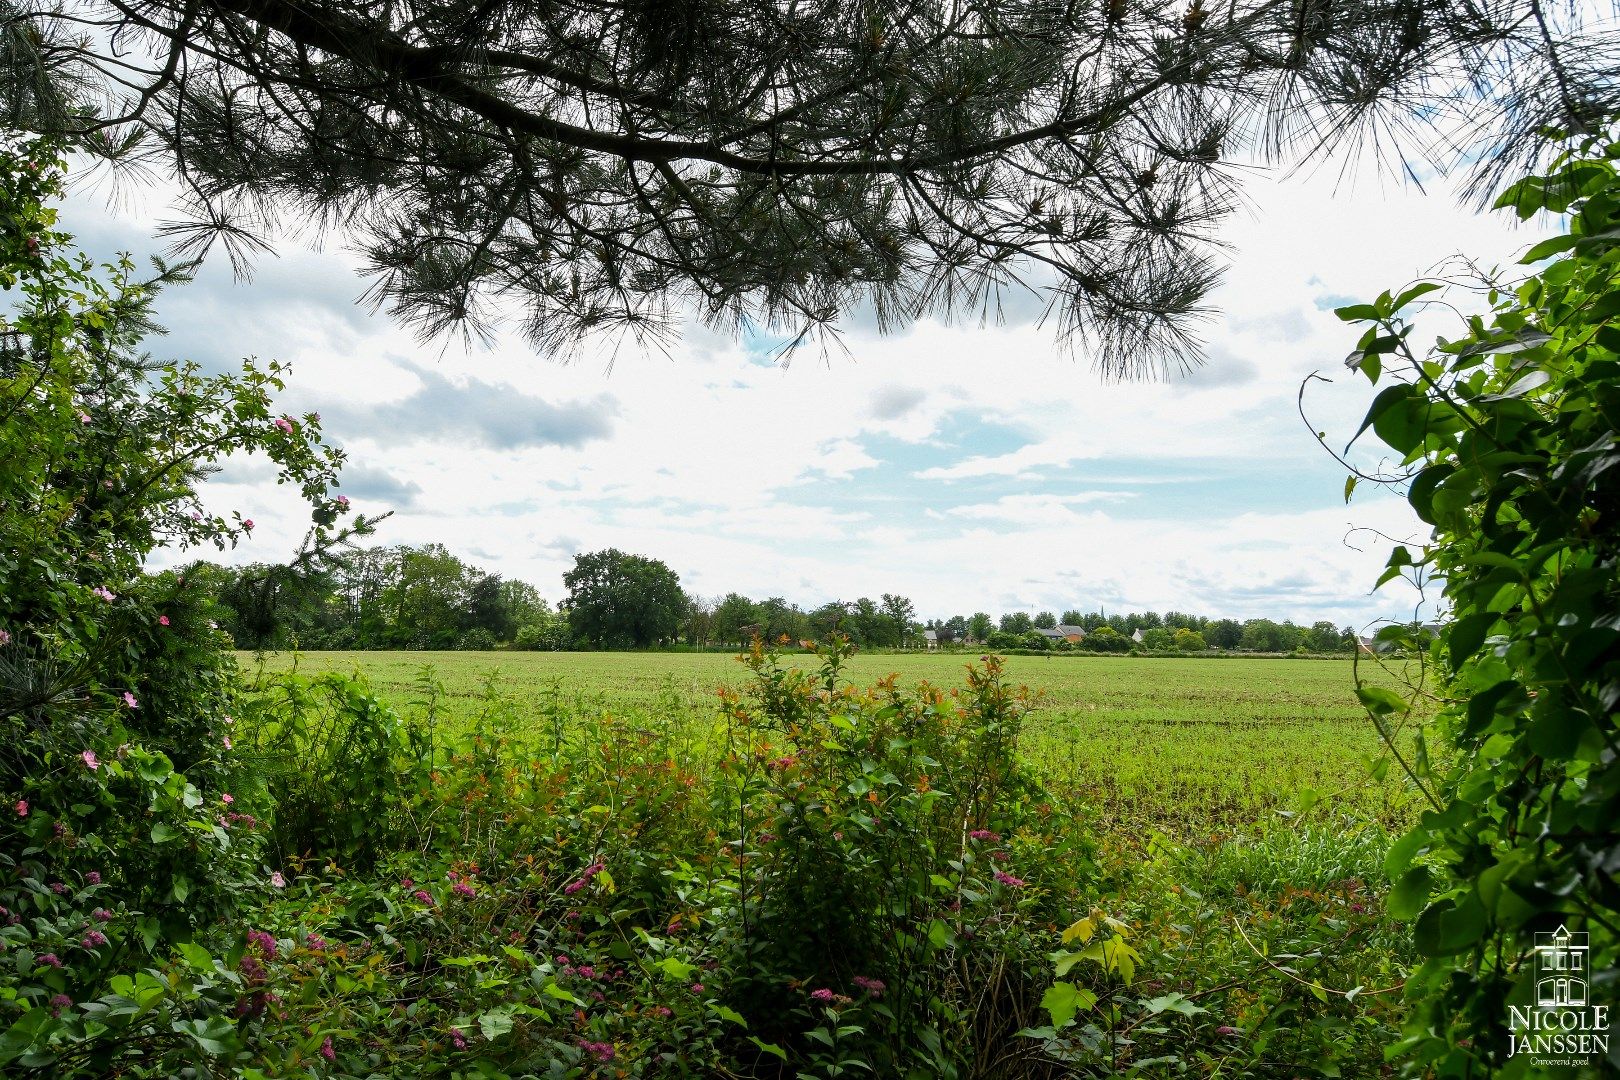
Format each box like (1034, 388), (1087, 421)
(2, 643), (1414, 1077)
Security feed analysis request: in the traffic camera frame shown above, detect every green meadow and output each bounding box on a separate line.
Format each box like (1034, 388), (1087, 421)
(243, 649), (1419, 834)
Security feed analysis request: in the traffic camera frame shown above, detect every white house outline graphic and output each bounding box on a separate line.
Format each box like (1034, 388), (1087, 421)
(1534, 925), (1589, 1008)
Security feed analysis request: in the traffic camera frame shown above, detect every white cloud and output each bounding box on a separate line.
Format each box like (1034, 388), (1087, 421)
(109, 154), (1544, 630)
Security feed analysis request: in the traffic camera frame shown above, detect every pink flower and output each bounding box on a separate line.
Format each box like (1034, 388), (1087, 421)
(1217, 1025), (1240, 1036)
(38, 953), (61, 968)
(223, 735), (233, 750)
(0, 629), (10, 646)
(242, 519), (254, 530)
(689, 983), (703, 994)
(81, 749), (100, 770)
(85, 871), (100, 884)
(810, 988), (836, 1003)
(81, 930), (107, 949)
(270, 872), (286, 889)
(450, 1027), (467, 1050)
(49, 993), (72, 1015)
(273, 417), (294, 433)
(563, 861), (605, 895)
(320, 1036), (335, 1061)
(14, 800), (26, 817)
(401, 878), (414, 889)
(78, 412), (91, 425)
(336, 495), (350, 508)
(158, 615), (170, 626)
(246, 929), (277, 958)
(968, 829), (1000, 842)
(92, 586), (115, 602)
(414, 890), (432, 904)
(852, 975), (886, 997)
(304, 932), (326, 950)
(576, 1040), (615, 1062)
(220, 793), (234, 805)
(189, 509), (202, 521)
(122, 692), (138, 709)
(993, 870), (1027, 888)
(51, 882), (66, 894)
(223, 715), (234, 725)
(93, 908), (112, 922)
(452, 882), (475, 898)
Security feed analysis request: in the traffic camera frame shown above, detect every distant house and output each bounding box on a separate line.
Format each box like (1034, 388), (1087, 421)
(923, 629), (938, 650)
(1037, 625), (1088, 643)
(1130, 628), (1144, 643)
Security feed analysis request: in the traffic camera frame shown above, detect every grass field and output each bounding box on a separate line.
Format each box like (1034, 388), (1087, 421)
(242, 649), (1421, 835)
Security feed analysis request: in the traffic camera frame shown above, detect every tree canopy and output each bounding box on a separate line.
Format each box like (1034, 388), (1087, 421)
(562, 548), (684, 647)
(2, 0), (1614, 374)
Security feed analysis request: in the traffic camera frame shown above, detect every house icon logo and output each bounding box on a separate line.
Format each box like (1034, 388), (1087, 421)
(1534, 925), (1588, 1008)
(1508, 923), (1609, 1066)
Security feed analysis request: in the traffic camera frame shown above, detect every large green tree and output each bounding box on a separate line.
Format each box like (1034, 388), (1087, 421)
(2, 0), (1614, 373)
(562, 548), (685, 648)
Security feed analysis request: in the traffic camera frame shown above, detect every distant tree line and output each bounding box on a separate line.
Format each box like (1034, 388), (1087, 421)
(196, 544), (1359, 654)
(193, 544), (564, 652)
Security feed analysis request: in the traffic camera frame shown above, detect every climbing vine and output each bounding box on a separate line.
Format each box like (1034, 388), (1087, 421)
(1338, 132), (1619, 1076)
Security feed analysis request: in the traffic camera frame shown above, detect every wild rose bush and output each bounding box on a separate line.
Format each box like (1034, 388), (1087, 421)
(0, 140), (361, 1073)
(197, 638), (1093, 1077)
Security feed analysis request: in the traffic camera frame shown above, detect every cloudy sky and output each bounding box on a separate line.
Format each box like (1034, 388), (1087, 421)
(67, 158), (1548, 630)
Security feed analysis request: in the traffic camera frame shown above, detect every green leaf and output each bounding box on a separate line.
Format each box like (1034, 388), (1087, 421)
(1520, 233), (1579, 263)
(748, 1036), (787, 1059)
(656, 957), (697, 981)
(173, 1017), (239, 1056)
(1039, 982), (1096, 1029)
(712, 1005), (747, 1027)
(1391, 282), (1443, 310)
(1528, 704), (1586, 759)
(1407, 464), (1456, 525)
(176, 942), (216, 971)
(1348, 384), (1416, 451)
(1356, 685), (1409, 717)
(1333, 303), (1382, 322)
(477, 1007), (514, 1042)
(541, 982), (582, 1006)
(1142, 992), (1206, 1017)
(1414, 895), (1488, 957)
(1387, 866), (1432, 920)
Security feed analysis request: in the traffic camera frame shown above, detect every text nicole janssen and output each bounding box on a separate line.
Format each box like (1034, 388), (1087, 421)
(1507, 1005), (1610, 1059)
